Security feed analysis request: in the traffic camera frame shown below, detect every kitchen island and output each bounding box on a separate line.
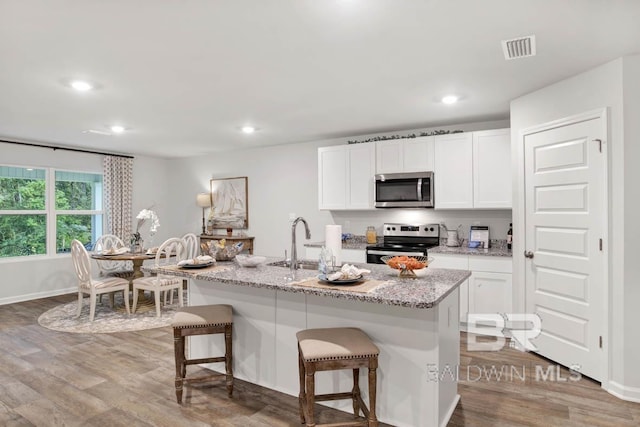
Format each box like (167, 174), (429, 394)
(150, 260), (470, 427)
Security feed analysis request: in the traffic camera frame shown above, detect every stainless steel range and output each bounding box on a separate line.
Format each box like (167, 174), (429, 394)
(366, 223), (440, 264)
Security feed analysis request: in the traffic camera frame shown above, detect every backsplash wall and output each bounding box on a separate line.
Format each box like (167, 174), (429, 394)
(331, 209), (513, 245)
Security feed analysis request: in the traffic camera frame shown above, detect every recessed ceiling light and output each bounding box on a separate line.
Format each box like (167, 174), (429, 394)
(241, 126), (256, 134)
(110, 125), (125, 134)
(442, 95), (459, 104)
(70, 80), (93, 91)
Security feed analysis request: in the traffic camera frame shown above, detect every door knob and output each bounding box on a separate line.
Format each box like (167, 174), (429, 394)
(524, 251), (534, 259)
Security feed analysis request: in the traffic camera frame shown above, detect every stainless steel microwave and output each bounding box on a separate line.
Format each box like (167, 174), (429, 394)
(374, 172), (434, 208)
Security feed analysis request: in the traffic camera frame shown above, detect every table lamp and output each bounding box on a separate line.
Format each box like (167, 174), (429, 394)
(196, 193), (211, 235)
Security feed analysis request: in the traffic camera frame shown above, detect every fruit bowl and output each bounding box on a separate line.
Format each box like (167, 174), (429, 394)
(380, 255), (430, 278)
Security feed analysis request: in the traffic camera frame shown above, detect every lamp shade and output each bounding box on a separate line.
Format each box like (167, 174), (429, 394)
(196, 193), (211, 207)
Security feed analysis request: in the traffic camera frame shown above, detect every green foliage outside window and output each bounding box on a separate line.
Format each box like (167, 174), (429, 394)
(0, 167), (103, 258)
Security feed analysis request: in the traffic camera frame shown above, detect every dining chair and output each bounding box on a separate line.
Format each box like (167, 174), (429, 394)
(71, 239), (130, 322)
(132, 237), (186, 317)
(93, 234), (134, 279)
(161, 232), (200, 306)
(182, 233), (200, 259)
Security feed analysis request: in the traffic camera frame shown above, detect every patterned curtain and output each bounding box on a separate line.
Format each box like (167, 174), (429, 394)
(103, 156), (134, 242)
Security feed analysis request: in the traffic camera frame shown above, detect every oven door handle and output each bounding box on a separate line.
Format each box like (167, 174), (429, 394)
(367, 249), (426, 256)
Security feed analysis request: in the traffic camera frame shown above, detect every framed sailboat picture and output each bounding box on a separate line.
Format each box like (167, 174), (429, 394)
(209, 176), (248, 229)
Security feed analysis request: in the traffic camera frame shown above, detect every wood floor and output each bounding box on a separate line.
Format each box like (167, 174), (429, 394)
(1, 294), (638, 427)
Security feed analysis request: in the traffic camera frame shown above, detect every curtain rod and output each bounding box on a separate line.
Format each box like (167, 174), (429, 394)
(0, 139), (134, 159)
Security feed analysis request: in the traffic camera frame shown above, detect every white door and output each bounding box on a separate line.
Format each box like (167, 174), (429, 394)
(524, 116), (606, 381)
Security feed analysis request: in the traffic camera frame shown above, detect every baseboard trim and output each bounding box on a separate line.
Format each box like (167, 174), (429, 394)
(606, 380), (640, 403)
(440, 394), (461, 427)
(0, 287), (75, 306)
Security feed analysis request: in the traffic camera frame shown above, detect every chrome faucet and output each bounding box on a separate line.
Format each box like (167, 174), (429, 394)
(290, 217), (311, 271)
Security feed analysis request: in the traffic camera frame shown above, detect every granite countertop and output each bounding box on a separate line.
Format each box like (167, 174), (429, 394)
(145, 257), (470, 309)
(305, 235), (373, 250)
(429, 245), (512, 257)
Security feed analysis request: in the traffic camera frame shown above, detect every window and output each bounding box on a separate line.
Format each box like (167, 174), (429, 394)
(54, 170), (103, 253)
(0, 166), (47, 257)
(0, 165), (103, 258)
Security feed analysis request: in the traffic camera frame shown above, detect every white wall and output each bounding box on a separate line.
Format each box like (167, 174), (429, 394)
(510, 54), (640, 399)
(0, 142), (169, 303)
(621, 55), (640, 391)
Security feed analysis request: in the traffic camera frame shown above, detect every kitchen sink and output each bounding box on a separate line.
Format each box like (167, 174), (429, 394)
(267, 260), (319, 270)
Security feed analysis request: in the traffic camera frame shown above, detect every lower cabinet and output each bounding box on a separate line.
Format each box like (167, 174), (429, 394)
(468, 271), (512, 314)
(430, 253), (512, 333)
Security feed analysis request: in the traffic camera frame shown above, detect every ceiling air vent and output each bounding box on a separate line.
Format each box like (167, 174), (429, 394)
(501, 35), (536, 60)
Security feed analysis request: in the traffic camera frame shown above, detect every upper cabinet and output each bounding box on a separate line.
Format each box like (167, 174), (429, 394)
(318, 144), (375, 210)
(472, 129), (512, 208)
(434, 128), (511, 209)
(375, 136), (434, 174)
(434, 133), (474, 209)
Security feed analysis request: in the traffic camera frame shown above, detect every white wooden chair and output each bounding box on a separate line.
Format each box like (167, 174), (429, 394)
(182, 233), (199, 259)
(164, 233), (200, 305)
(132, 237), (186, 317)
(93, 234), (134, 279)
(71, 239), (130, 322)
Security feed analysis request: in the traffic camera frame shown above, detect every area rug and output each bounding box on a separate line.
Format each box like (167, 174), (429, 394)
(38, 291), (187, 334)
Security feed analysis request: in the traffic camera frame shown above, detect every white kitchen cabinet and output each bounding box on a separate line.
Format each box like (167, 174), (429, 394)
(318, 144), (375, 210)
(429, 254), (469, 323)
(434, 133), (474, 209)
(430, 252), (512, 331)
(473, 128), (512, 208)
(375, 136), (434, 174)
(434, 128), (511, 209)
(468, 271), (512, 314)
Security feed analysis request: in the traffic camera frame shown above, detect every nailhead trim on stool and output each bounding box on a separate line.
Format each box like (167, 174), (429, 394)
(297, 327), (380, 427)
(171, 304), (233, 403)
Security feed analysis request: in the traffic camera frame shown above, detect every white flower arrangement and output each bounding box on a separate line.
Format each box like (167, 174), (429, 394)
(131, 208), (160, 245)
(136, 209), (160, 235)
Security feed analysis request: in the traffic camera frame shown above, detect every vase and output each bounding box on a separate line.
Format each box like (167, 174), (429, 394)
(131, 240), (144, 254)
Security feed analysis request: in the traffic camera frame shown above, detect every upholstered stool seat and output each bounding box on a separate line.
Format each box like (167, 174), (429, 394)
(297, 327), (380, 427)
(171, 304), (233, 403)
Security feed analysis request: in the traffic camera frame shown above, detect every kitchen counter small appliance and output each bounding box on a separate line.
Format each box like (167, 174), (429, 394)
(441, 223), (463, 247)
(366, 223), (440, 264)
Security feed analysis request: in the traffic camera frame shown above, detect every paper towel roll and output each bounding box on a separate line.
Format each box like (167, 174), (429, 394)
(325, 224), (342, 266)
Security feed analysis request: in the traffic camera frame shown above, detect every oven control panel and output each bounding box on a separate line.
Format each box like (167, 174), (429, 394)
(382, 223), (440, 238)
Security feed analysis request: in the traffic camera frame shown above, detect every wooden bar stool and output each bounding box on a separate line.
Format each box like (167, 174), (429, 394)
(171, 304), (233, 403)
(297, 327), (380, 427)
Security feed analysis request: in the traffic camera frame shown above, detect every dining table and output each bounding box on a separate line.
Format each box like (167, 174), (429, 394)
(90, 251), (161, 312)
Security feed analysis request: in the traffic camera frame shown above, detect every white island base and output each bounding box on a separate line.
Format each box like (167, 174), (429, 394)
(188, 278), (460, 427)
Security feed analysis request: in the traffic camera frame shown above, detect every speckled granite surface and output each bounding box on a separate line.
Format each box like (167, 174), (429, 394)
(145, 257), (469, 309)
(429, 245), (512, 257)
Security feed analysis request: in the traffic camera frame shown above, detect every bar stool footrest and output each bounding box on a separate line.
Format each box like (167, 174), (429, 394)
(185, 356), (226, 365)
(315, 392), (358, 402)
